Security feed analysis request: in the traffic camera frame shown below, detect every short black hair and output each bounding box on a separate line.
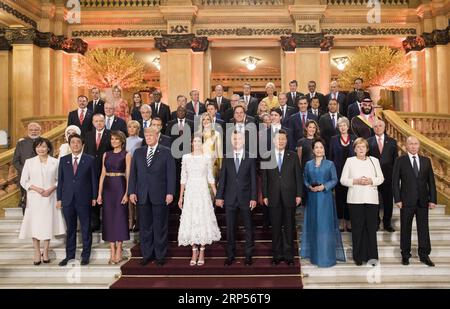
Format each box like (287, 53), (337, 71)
(270, 107), (282, 117)
(354, 77), (364, 83)
(77, 95), (88, 101)
(312, 137), (326, 149)
(206, 101), (218, 110)
(33, 137), (53, 155)
(233, 105), (245, 114)
(68, 133), (84, 145)
(308, 81), (317, 86)
(275, 129), (287, 137)
(289, 80), (298, 86)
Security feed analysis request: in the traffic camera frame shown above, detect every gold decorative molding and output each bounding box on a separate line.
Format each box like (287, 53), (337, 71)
(196, 26), (292, 36)
(155, 33), (208, 52)
(322, 26), (417, 36)
(72, 28), (167, 38)
(0, 0), (37, 28)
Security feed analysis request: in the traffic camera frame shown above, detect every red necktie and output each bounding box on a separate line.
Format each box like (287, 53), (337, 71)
(73, 156), (79, 175)
(302, 114), (306, 129)
(96, 132), (101, 150)
(378, 137), (384, 154)
(79, 110), (84, 124)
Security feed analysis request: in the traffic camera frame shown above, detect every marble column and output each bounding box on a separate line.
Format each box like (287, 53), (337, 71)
(435, 44), (449, 114)
(0, 50), (11, 142)
(407, 50), (426, 112)
(295, 48), (321, 94)
(280, 50), (296, 93)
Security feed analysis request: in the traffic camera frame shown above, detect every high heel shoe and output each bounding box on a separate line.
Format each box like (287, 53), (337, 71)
(197, 247), (205, 266)
(42, 253), (50, 264)
(190, 247), (199, 266)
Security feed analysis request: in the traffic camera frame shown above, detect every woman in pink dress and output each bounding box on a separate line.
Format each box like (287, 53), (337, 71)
(112, 85), (130, 122)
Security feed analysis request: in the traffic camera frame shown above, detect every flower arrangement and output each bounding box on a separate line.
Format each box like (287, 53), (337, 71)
(71, 48), (147, 90)
(339, 46), (413, 91)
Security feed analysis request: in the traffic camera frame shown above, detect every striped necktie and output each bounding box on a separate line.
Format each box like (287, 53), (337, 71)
(147, 147), (154, 167)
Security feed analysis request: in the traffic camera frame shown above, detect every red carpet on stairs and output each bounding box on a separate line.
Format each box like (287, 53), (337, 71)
(111, 207), (303, 289)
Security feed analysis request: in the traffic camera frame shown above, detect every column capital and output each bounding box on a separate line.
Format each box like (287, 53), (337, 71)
(0, 29), (11, 51)
(403, 26), (450, 53)
(155, 33), (208, 52)
(280, 33), (334, 52)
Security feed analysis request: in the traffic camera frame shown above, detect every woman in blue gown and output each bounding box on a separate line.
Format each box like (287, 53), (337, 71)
(301, 138), (346, 267)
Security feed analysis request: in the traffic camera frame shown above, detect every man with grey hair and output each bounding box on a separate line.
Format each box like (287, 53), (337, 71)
(392, 136), (437, 267)
(241, 83), (258, 117)
(186, 89), (205, 117)
(223, 94), (241, 124)
(13, 122), (43, 214)
(326, 81), (347, 116)
(211, 84), (231, 115)
(104, 101), (128, 136)
(138, 104), (153, 138)
(368, 119), (398, 232)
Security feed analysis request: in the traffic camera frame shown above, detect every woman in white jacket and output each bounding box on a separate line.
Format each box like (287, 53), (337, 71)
(340, 137), (384, 266)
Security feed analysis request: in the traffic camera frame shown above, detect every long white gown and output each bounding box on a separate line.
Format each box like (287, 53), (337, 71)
(177, 153), (221, 246)
(18, 156), (66, 240)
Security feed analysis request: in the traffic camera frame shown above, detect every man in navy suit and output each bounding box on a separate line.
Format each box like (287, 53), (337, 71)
(216, 130), (257, 266)
(87, 87), (105, 116)
(57, 134), (97, 266)
(326, 81), (347, 116)
(345, 78), (370, 114)
(288, 96), (318, 144)
(67, 95), (93, 138)
(319, 99), (342, 156)
(211, 84), (231, 115)
(150, 90), (171, 130)
(129, 127), (176, 266)
(142, 117), (172, 148)
(278, 93), (296, 127)
(286, 80), (304, 110)
(104, 102), (128, 136)
(186, 89), (206, 118)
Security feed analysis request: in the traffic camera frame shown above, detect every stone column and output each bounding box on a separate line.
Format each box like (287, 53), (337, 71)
(407, 50), (426, 112)
(156, 34), (209, 110)
(280, 50), (296, 93)
(435, 41), (449, 114)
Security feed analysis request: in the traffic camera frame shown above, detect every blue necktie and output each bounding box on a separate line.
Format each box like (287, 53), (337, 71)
(234, 154), (240, 173)
(277, 152), (282, 172)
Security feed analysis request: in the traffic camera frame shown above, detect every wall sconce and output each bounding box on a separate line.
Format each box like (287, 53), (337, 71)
(152, 57), (160, 70)
(241, 56), (261, 71)
(332, 57), (349, 71)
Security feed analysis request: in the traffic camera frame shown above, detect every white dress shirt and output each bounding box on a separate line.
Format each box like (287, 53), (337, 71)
(147, 143), (158, 157)
(72, 152), (83, 165)
(407, 152), (420, 170)
(340, 156), (385, 204)
(234, 150), (244, 162)
(78, 108), (87, 118)
(105, 115), (115, 129)
(274, 149), (285, 162)
(272, 124), (282, 134)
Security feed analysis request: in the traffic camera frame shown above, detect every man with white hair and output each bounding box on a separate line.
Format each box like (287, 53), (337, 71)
(13, 122), (43, 213)
(186, 89), (205, 117)
(368, 120), (398, 232)
(211, 84), (231, 115)
(138, 104), (153, 138)
(326, 81), (347, 116)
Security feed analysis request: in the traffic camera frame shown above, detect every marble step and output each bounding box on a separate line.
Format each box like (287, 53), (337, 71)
(0, 232), (138, 245)
(392, 204), (447, 215)
(0, 277), (113, 289)
(0, 259), (123, 278)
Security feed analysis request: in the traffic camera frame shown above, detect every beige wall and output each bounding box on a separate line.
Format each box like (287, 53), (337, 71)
(0, 51), (11, 144)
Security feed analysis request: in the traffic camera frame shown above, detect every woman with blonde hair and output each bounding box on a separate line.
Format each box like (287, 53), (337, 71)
(197, 112), (223, 180)
(112, 85), (130, 122)
(58, 125), (81, 158)
(261, 82), (279, 110)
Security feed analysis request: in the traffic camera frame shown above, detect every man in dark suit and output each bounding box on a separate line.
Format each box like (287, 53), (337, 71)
(211, 84), (231, 116)
(345, 78), (370, 113)
(368, 120), (398, 232)
(138, 104), (153, 138)
(392, 136), (437, 267)
(206, 101), (225, 133)
(87, 87), (105, 115)
(319, 99), (342, 156)
(148, 117), (172, 148)
(216, 130), (257, 266)
(13, 122), (42, 214)
(103, 102), (128, 136)
(288, 96), (318, 144)
(83, 114), (113, 231)
(170, 95), (193, 121)
(165, 107), (194, 140)
(241, 82), (259, 117)
(67, 95), (93, 138)
(286, 80), (304, 110)
(309, 97), (324, 119)
(150, 90), (171, 130)
(222, 94), (240, 124)
(305, 80), (327, 113)
(229, 105), (256, 154)
(129, 127), (176, 266)
(278, 93), (296, 127)
(186, 89), (206, 118)
(262, 130), (302, 265)
(347, 90), (370, 121)
(326, 81), (347, 116)
(260, 108), (294, 152)
(57, 134), (97, 266)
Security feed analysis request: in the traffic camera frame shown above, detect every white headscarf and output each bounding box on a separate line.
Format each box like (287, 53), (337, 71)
(64, 125), (81, 142)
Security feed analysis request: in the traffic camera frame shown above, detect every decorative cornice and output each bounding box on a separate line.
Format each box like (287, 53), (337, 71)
(402, 27), (450, 53)
(0, 28), (11, 51)
(72, 28), (167, 38)
(322, 27), (417, 36)
(0, 1), (38, 28)
(196, 27), (292, 36)
(3, 28), (88, 55)
(155, 33), (208, 52)
(280, 32), (334, 51)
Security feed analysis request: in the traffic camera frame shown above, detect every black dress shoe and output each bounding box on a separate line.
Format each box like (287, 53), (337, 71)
(58, 259), (69, 267)
(271, 259), (280, 266)
(384, 226), (395, 233)
(224, 258), (235, 266)
(401, 257), (410, 265)
(285, 259), (294, 266)
(244, 257), (253, 266)
(80, 259), (90, 266)
(355, 260), (363, 266)
(140, 257), (153, 266)
(420, 256), (435, 267)
(156, 259), (165, 266)
(33, 261), (41, 266)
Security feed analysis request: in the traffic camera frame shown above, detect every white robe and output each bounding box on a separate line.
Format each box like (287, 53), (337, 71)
(18, 156), (66, 240)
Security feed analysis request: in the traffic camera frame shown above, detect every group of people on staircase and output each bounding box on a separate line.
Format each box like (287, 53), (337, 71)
(12, 78), (437, 270)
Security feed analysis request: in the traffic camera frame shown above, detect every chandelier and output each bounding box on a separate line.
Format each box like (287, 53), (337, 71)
(241, 56), (261, 71)
(332, 57), (349, 71)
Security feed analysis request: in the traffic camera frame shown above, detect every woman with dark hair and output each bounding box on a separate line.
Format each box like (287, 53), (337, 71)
(18, 137), (66, 265)
(97, 131), (131, 264)
(131, 92), (143, 121)
(296, 119), (320, 168)
(301, 138), (345, 267)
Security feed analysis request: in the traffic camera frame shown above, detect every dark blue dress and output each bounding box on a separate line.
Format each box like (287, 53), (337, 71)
(102, 150), (130, 242)
(301, 159), (346, 267)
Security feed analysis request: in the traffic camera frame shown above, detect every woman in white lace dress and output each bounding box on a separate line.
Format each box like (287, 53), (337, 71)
(177, 134), (221, 266)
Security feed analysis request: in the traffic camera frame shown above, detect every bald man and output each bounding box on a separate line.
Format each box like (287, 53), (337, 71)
(392, 136), (437, 267)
